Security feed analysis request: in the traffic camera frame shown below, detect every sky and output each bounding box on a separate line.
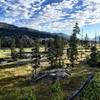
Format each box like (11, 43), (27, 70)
(0, 0), (100, 38)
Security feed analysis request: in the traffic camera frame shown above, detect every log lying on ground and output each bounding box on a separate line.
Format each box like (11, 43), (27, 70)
(68, 73), (94, 100)
(31, 68), (71, 82)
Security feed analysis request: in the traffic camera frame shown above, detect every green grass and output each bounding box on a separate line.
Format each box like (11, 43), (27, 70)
(0, 46), (100, 100)
(0, 86), (36, 100)
(0, 65), (100, 100)
(76, 70), (100, 100)
(0, 48), (31, 59)
(0, 65), (90, 100)
(0, 47), (45, 59)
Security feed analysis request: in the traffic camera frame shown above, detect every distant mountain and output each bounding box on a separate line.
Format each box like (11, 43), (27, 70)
(0, 22), (17, 29)
(0, 22), (69, 39)
(56, 33), (70, 40)
(0, 22), (53, 38)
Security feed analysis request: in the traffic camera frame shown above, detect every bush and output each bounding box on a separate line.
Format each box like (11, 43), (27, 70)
(51, 80), (64, 100)
(20, 87), (36, 100)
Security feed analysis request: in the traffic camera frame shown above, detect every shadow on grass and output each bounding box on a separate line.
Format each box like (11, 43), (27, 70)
(0, 60), (32, 69)
(0, 75), (31, 88)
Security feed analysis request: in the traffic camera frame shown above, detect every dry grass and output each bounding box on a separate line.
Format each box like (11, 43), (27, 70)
(0, 47), (45, 59)
(0, 45), (100, 100)
(0, 64), (32, 80)
(0, 63), (95, 100)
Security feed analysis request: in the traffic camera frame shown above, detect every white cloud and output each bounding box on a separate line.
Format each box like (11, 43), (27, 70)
(28, 0), (100, 33)
(0, 0), (100, 34)
(88, 0), (100, 3)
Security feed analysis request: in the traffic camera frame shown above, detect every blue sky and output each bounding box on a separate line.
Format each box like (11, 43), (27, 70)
(0, 0), (100, 38)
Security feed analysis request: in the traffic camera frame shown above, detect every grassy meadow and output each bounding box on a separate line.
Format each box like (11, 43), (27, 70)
(0, 45), (100, 100)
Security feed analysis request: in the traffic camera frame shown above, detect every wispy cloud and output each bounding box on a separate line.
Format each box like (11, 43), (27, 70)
(0, 0), (100, 34)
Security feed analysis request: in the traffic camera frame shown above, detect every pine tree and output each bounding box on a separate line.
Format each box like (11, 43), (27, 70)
(84, 34), (89, 57)
(19, 37), (24, 59)
(44, 40), (48, 52)
(10, 38), (16, 60)
(34, 38), (40, 53)
(69, 23), (80, 67)
(47, 36), (65, 68)
(31, 38), (41, 75)
(54, 35), (65, 68)
(47, 39), (56, 67)
(90, 46), (97, 67)
(84, 34), (89, 49)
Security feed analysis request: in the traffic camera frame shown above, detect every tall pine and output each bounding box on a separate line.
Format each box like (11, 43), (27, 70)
(19, 37), (24, 58)
(10, 38), (16, 60)
(69, 23), (80, 67)
(31, 38), (41, 75)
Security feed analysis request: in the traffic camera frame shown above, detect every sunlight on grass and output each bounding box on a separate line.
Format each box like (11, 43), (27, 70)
(0, 46), (100, 100)
(0, 64), (32, 79)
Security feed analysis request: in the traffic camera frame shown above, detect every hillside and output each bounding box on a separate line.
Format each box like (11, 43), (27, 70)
(0, 22), (68, 39)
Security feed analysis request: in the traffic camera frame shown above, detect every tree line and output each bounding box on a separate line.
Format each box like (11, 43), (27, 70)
(0, 23), (99, 72)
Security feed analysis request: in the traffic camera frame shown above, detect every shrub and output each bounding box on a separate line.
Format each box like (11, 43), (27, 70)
(51, 80), (64, 100)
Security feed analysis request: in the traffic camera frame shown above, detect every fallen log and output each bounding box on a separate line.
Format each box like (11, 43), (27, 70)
(31, 68), (71, 83)
(68, 73), (94, 100)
